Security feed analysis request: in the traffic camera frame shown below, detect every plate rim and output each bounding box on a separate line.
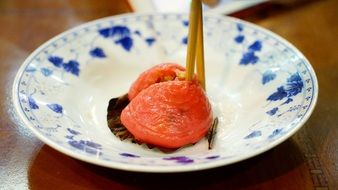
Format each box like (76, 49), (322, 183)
(12, 13), (319, 173)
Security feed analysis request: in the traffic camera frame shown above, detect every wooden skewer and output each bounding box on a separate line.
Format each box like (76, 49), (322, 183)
(185, 0), (201, 81)
(196, 2), (205, 90)
(185, 0), (206, 91)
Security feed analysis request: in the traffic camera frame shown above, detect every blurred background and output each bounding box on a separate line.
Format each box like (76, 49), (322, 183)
(129, 0), (267, 14)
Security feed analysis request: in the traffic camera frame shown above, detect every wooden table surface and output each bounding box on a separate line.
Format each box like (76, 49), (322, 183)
(1, 0), (337, 189)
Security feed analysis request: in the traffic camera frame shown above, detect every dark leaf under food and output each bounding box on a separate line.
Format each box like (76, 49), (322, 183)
(207, 117), (219, 150)
(106, 94), (133, 140)
(107, 94), (217, 151)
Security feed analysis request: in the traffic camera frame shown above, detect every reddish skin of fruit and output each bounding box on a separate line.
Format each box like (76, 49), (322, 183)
(121, 72), (213, 148)
(128, 63), (186, 100)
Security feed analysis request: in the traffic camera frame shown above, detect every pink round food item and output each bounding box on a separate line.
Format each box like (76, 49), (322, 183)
(121, 80), (213, 149)
(128, 63), (186, 100)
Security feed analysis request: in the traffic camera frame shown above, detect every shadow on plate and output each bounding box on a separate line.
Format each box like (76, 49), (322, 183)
(28, 138), (306, 189)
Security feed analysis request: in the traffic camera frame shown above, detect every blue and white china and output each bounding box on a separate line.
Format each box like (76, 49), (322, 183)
(12, 14), (318, 172)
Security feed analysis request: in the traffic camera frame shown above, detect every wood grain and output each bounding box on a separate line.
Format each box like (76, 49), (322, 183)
(0, 0), (337, 189)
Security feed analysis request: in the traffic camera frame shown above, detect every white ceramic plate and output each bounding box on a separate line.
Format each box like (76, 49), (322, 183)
(12, 13), (318, 172)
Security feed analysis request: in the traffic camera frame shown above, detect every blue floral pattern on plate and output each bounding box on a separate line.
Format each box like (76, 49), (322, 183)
(12, 14), (318, 172)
